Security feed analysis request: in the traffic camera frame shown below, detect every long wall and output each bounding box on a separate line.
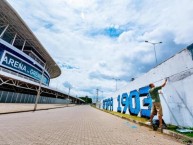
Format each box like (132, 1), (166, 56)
(101, 44), (193, 127)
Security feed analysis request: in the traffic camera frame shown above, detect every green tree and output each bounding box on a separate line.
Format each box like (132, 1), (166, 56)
(79, 96), (92, 104)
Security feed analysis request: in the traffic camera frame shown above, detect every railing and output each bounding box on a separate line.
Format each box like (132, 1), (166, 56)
(0, 90), (69, 104)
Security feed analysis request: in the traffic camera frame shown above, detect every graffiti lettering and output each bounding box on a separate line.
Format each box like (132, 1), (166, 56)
(118, 86), (151, 117)
(104, 86), (152, 118)
(103, 97), (113, 111)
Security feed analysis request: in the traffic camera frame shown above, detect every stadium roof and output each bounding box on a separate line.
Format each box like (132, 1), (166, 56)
(0, 0), (61, 78)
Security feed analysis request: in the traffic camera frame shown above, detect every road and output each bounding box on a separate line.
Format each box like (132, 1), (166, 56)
(0, 105), (182, 145)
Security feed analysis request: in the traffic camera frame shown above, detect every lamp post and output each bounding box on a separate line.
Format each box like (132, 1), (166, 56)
(34, 63), (46, 111)
(95, 88), (104, 101)
(97, 89), (103, 109)
(34, 63), (57, 111)
(101, 91), (103, 101)
(67, 86), (71, 106)
(96, 88), (99, 103)
(112, 78), (120, 91)
(145, 40), (162, 66)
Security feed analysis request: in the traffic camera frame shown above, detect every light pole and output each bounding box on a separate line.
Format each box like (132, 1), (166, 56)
(101, 91), (103, 101)
(96, 88), (99, 103)
(55, 77), (59, 90)
(145, 40), (162, 66)
(34, 63), (46, 111)
(98, 89), (103, 109)
(85, 96), (88, 104)
(34, 63), (57, 111)
(112, 78), (120, 91)
(131, 78), (135, 81)
(96, 88), (103, 102)
(67, 86), (71, 106)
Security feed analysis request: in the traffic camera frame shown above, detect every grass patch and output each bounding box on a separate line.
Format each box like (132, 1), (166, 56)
(102, 109), (149, 123)
(167, 124), (193, 138)
(178, 131), (193, 138)
(167, 124), (178, 131)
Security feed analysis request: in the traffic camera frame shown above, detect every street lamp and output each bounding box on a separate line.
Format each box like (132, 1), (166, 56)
(98, 89), (103, 109)
(34, 63), (57, 111)
(101, 91), (103, 101)
(112, 78), (120, 91)
(67, 86), (71, 106)
(34, 63), (46, 111)
(96, 88), (99, 102)
(131, 78), (135, 81)
(97, 89), (103, 101)
(145, 40), (162, 66)
(96, 88), (104, 102)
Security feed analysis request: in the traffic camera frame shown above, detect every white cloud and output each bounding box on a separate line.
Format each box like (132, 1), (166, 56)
(6, 0), (193, 98)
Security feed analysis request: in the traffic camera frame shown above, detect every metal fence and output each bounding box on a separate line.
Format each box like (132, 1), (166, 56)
(0, 90), (69, 104)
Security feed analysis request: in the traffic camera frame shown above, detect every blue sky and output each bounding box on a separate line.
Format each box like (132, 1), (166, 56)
(7, 0), (193, 100)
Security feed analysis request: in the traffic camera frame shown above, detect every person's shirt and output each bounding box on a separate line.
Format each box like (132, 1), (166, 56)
(149, 86), (162, 103)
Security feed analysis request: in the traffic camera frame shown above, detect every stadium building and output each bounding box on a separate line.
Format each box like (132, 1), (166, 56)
(0, 0), (84, 105)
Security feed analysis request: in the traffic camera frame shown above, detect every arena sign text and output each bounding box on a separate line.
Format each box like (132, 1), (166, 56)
(0, 51), (49, 85)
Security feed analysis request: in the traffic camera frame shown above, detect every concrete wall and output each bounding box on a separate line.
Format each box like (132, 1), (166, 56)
(101, 44), (193, 127)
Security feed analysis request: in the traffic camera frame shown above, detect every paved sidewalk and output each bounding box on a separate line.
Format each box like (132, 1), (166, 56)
(0, 105), (183, 145)
(0, 103), (74, 114)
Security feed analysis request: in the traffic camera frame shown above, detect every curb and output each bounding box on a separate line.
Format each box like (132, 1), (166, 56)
(92, 106), (193, 143)
(0, 105), (74, 115)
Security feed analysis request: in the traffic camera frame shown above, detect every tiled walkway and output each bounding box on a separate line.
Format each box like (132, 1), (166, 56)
(0, 105), (182, 145)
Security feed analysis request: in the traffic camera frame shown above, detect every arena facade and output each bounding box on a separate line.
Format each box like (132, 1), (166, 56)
(0, 0), (84, 104)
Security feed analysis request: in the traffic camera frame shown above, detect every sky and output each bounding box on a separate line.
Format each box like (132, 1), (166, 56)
(7, 0), (193, 101)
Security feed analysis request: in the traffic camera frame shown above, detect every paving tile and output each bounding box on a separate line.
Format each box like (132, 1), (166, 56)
(0, 105), (183, 145)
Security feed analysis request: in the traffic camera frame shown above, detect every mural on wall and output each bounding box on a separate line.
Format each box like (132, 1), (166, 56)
(103, 97), (113, 111)
(101, 44), (193, 127)
(103, 86), (152, 118)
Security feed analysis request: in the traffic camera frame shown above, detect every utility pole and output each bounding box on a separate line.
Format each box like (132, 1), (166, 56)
(112, 78), (120, 91)
(145, 40), (162, 66)
(101, 91), (103, 100)
(34, 63), (46, 111)
(96, 88), (99, 102)
(67, 87), (71, 106)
